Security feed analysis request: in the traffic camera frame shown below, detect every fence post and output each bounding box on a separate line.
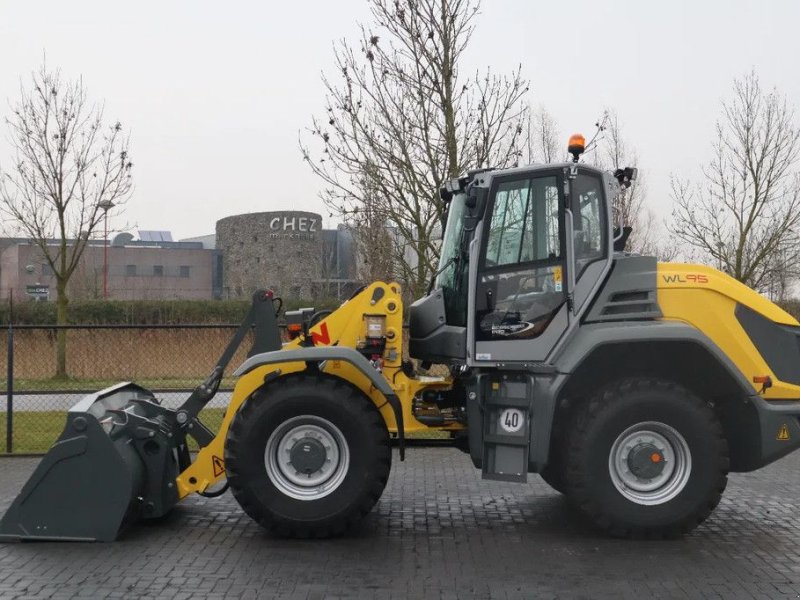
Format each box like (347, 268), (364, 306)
(6, 321), (12, 454)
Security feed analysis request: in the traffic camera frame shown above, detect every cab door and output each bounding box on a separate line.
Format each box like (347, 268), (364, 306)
(473, 171), (567, 363)
(472, 168), (609, 364)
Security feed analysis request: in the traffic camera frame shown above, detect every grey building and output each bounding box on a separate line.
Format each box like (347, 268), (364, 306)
(0, 234), (220, 301)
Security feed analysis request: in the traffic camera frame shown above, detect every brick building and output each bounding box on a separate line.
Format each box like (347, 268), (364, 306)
(0, 235), (219, 301)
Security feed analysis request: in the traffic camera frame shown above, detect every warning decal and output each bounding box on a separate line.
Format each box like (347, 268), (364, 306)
(777, 424), (791, 441)
(212, 455), (226, 477)
(552, 266), (563, 292)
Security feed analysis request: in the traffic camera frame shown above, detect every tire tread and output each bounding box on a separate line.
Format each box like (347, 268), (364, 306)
(225, 373), (391, 538)
(562, 377), (729, 539)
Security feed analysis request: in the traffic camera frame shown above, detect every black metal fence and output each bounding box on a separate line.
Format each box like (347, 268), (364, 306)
(1, 323), (264, 454)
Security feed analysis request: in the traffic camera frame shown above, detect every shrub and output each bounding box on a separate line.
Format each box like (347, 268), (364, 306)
(5, 294), (792, 326)
(0, 296), (341, 325)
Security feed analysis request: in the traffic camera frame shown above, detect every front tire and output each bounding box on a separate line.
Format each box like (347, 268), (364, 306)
(225, 373), (391, 538)
(563, 378), (729, 538)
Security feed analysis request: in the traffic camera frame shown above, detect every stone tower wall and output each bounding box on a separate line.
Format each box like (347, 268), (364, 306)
(216, 211), (323, 299)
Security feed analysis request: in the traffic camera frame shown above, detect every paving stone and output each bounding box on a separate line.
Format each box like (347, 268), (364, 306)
(2, 448), (800, 598)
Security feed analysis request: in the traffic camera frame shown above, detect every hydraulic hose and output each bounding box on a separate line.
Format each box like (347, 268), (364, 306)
(198, 481), (230, 498)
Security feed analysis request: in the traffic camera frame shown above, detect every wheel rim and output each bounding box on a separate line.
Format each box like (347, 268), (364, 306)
(608, 421), (692, 506)
(265, 415), (350, 501)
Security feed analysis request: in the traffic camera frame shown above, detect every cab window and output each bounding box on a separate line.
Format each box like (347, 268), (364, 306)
(477, 174), (565, 341)
(484, 177), (560, 267)
(571, 173), (606, 276)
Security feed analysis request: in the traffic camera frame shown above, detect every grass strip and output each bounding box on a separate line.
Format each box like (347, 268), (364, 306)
(1, 408), (448, 454)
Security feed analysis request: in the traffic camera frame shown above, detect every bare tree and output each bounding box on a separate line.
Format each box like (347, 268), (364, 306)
(69, 255), (103, 301)
(524, 104), (562, 164)
(587, 109), (676, 260)
(0, 64), (133, 376)
(763, 244), (798, 301)
(301, 0), (529, 298)
(346, 168), (397, 285)
(592, 110), (649, 250)
(670, 72), (800, 293)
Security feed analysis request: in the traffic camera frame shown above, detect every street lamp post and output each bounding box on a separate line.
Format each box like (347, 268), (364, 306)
(98, 201), (115, 299)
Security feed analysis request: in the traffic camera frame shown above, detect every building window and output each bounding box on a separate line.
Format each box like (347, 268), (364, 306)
(179, 266), (190, 278)
(42, 263), (53, 276)
(125, 265), (137, 277)
(153, 265), (164, 277)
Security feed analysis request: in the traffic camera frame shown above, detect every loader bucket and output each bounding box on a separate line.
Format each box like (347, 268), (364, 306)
(0, 382), (179, 542)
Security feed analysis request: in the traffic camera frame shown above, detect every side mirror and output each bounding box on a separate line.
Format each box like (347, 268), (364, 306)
(465, 186), (485, 209)
(463, 187), (488, 233)
(613, 167), (638, 188)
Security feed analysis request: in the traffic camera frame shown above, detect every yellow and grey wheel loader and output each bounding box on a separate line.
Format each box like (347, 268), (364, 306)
(4, 135), (800, 541)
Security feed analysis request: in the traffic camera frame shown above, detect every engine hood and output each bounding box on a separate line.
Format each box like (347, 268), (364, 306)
(657, 263), (798, 326)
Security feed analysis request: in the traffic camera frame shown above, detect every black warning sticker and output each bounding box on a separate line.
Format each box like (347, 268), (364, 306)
(212, 455), (225, 477)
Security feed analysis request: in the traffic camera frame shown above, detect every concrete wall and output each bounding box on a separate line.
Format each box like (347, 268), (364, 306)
(0, 244), (23, 299)
(103, 245), (214, 300)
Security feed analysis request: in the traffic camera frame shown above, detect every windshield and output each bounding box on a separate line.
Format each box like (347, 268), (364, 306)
(435, 192), (469, 326)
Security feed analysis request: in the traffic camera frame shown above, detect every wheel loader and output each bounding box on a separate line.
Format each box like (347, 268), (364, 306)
(4, 134), (800, 542)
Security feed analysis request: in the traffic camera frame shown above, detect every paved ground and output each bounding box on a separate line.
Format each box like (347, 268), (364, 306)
(2, 448), (800, 600)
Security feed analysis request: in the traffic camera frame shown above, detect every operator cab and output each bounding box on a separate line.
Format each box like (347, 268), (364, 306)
(410, 135), (626, 366)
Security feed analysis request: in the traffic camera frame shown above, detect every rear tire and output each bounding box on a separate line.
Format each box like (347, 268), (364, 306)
(225, 373), (391, 538)
(539, 452), (565, 494)
(563, 378), (729, 538)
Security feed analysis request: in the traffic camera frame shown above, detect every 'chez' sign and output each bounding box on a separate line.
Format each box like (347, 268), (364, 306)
(268, 216), (319, 233)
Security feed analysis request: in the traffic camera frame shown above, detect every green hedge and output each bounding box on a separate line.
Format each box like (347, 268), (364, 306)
(1, 295), (797, 326)
(0, 296), (341, 325)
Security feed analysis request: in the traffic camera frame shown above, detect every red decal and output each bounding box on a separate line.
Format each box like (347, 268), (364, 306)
(311, 322), (331, 346)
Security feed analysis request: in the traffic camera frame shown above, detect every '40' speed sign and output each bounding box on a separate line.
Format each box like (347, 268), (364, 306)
(498, 408), (525, 434)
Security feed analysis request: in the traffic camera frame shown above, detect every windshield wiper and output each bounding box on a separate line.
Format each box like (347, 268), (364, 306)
(427, 256), (456, 294)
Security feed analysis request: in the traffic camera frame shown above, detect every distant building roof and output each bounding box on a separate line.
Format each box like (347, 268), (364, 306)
(179, 234), (216, 249)
(0, 236), (204, 250)
(138, 230), (173, 242)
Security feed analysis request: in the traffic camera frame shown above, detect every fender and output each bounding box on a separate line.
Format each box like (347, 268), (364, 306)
(531, 318), (800, 474)
(526, 320), (757, 472)
(553, 320), (754, 394)
(235, 346), (406, 458)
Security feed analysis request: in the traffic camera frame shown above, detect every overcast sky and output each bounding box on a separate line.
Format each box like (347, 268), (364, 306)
(1, 0), (799, 241)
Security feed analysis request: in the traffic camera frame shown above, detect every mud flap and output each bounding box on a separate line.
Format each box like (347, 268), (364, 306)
(0, 383), (177, 542)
